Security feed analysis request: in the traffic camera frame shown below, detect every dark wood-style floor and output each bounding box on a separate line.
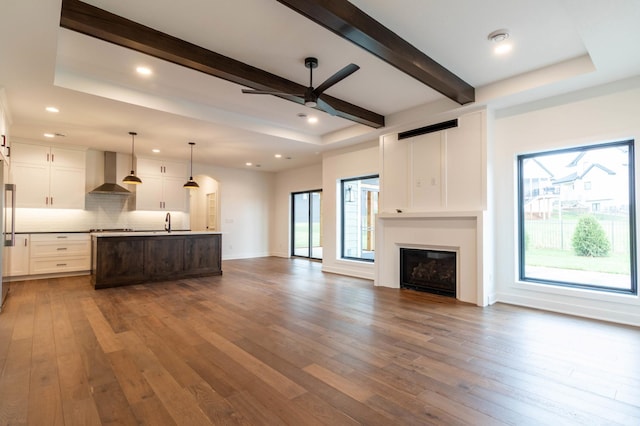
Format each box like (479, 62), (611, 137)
(1, 258), (639, 425)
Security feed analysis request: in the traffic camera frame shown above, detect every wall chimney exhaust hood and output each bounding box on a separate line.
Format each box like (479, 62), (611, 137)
(89, 151), (131, 195)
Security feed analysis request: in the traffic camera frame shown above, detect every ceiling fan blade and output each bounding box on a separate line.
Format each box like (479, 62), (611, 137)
(316, 97), (338, 116)
(242, 88), (301, 96)
(314, 63), (360, 96)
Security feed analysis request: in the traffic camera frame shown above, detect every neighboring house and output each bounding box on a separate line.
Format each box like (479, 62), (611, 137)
(552, 148), (629, 214)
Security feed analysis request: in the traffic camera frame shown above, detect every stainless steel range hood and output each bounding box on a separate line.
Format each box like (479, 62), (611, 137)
(89, 151), (131, 195)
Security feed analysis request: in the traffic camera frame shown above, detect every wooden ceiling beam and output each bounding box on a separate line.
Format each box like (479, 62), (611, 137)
(59, 0), (385, 128)
(275, 0), (475, 105)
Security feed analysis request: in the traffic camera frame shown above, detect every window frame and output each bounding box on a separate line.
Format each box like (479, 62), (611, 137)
(517, 139), (637, 295)
(340, 174), (379, 263)
(291, 189), (323, 260)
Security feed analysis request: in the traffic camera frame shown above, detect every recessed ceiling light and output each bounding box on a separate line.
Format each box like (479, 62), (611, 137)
(307, 116), (318, 124)
(136, 66), (152, 76)
(45, 106), (59, 113)
(246, 162), (253, 166)
(274, 154), (282, 158)
(43, 133), (55, 138)
(488, 29), (509, 43)
(488, 29), (512, 55)
(152, 149), (160, 153)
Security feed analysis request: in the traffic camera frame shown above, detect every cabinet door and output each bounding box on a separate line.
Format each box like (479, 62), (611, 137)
(162, 176), (187, 211)
(184, 235), (221, 275)
(144, 237), (185, 278)
(11, 143), (50, 164)
(161, 160), (186, 178)
(50, 167), (86, 209)
(50, 147), (85, 169)
(3, 235), (30, 277)
(13, 162), (50, 208)
(95, 238), (146, 287)
(135, 174), (163, 210)
(136, 158), (164, 177)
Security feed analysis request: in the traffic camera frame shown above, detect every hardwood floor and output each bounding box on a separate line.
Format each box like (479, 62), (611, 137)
(1, 257), (640, 425)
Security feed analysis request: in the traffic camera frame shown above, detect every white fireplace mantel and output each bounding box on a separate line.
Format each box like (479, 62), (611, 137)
(375, 210), (494, 307)
(378, 211), (483, 220)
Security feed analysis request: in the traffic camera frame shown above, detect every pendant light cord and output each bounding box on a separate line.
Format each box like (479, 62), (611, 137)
(129, 131), (137, 173)
(190, 142), (194, 179)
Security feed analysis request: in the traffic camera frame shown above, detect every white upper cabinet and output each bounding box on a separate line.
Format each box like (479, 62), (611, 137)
(134, 158), (187, 211)
(12, 143), (86, 209)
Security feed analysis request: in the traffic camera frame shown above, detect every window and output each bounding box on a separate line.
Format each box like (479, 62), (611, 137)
(341, 175), (379, 262)
(518, 140), (636, 294)
(291, 190), (322, 259)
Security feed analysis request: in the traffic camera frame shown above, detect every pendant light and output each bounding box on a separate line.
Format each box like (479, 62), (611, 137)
(122, 131), (142, 184)
(183, 141), (199, 189)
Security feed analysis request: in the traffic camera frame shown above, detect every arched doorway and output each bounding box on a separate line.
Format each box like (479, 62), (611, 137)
(188, 174), (220, 231)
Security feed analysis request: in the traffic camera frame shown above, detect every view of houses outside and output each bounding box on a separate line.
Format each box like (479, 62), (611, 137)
(519, 141), (635, 292)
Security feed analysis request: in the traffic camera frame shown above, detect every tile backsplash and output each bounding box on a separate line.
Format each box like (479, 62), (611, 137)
(15, 193), (189, 232)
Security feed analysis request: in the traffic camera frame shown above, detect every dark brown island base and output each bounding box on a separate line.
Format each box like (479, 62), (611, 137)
(91, 231), (222, 289)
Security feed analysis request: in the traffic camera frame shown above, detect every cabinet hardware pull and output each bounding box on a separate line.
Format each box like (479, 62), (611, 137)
(56, 263), (67, 267)
(56, 247), (67, 250)
(47, 153), (50, 162)
(56, 236), (68, 239)
(46, 196), (48, 205)
(51, 153), (55, 162)
(51, 197), (53, 205)
(24, 239), (28, 247)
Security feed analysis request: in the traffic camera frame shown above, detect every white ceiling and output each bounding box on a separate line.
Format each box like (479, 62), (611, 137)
(1, 0), (639, 172)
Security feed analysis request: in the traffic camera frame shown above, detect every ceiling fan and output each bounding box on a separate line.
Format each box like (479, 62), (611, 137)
(242, 57), (359, 116)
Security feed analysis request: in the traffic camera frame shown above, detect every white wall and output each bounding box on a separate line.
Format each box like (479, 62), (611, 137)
(192, 162), (274, 260)
(271, 163), (322, 258)
(322, 140), (378, 280)
(494, 81), (640, 326)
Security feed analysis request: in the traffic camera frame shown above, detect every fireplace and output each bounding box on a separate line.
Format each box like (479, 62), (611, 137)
(400, 248), (456, 297)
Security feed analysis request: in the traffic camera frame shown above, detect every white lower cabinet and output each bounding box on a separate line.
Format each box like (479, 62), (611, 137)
(3, 234), (30, 277)
(29, 233), (91, 275)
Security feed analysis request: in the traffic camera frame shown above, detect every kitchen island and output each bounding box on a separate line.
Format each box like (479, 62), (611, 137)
(91, 231), (222, 289)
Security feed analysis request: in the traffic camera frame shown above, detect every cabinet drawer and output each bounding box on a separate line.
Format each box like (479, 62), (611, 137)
(30, 233), (90, 242)
(29, 256), (90, 275)
(30, 240), (90, 258)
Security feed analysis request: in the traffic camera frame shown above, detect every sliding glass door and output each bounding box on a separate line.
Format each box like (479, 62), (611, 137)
(292, 190), (322, 259)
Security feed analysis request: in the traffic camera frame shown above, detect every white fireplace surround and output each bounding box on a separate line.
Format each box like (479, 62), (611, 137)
(375, 211), (492, 306)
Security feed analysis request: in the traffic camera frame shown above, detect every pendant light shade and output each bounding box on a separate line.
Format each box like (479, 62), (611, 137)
(123, 131), (142, 184)
(184, 142), (199, 189)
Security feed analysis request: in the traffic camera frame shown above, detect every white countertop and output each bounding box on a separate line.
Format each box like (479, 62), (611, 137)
(91, 231), (222, 237)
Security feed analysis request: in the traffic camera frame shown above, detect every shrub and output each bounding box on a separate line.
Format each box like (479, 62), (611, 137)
(572, 215), (610, 257)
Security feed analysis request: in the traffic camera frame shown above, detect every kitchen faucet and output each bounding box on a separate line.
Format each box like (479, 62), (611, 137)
(164, 212), (171, 233)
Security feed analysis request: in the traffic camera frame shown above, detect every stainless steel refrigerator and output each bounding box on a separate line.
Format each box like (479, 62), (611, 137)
(0, 157), (16, 312)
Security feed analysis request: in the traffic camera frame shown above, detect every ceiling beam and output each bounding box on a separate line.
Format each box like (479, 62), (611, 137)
(275, 0), (475, 105)
(59, 0), (385, 128)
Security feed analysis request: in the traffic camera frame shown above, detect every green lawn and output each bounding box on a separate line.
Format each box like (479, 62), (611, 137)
(526, 248), (630, 275)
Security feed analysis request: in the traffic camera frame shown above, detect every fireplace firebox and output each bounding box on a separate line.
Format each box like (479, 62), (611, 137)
(400, 248), (456, 297)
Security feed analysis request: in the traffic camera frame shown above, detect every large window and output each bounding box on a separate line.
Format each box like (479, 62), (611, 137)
(341, 175), (379, 262)
(518, 140), (636, 294)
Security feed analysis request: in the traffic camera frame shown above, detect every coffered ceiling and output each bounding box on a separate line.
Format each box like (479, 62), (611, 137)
(1, 0), (639, 171)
